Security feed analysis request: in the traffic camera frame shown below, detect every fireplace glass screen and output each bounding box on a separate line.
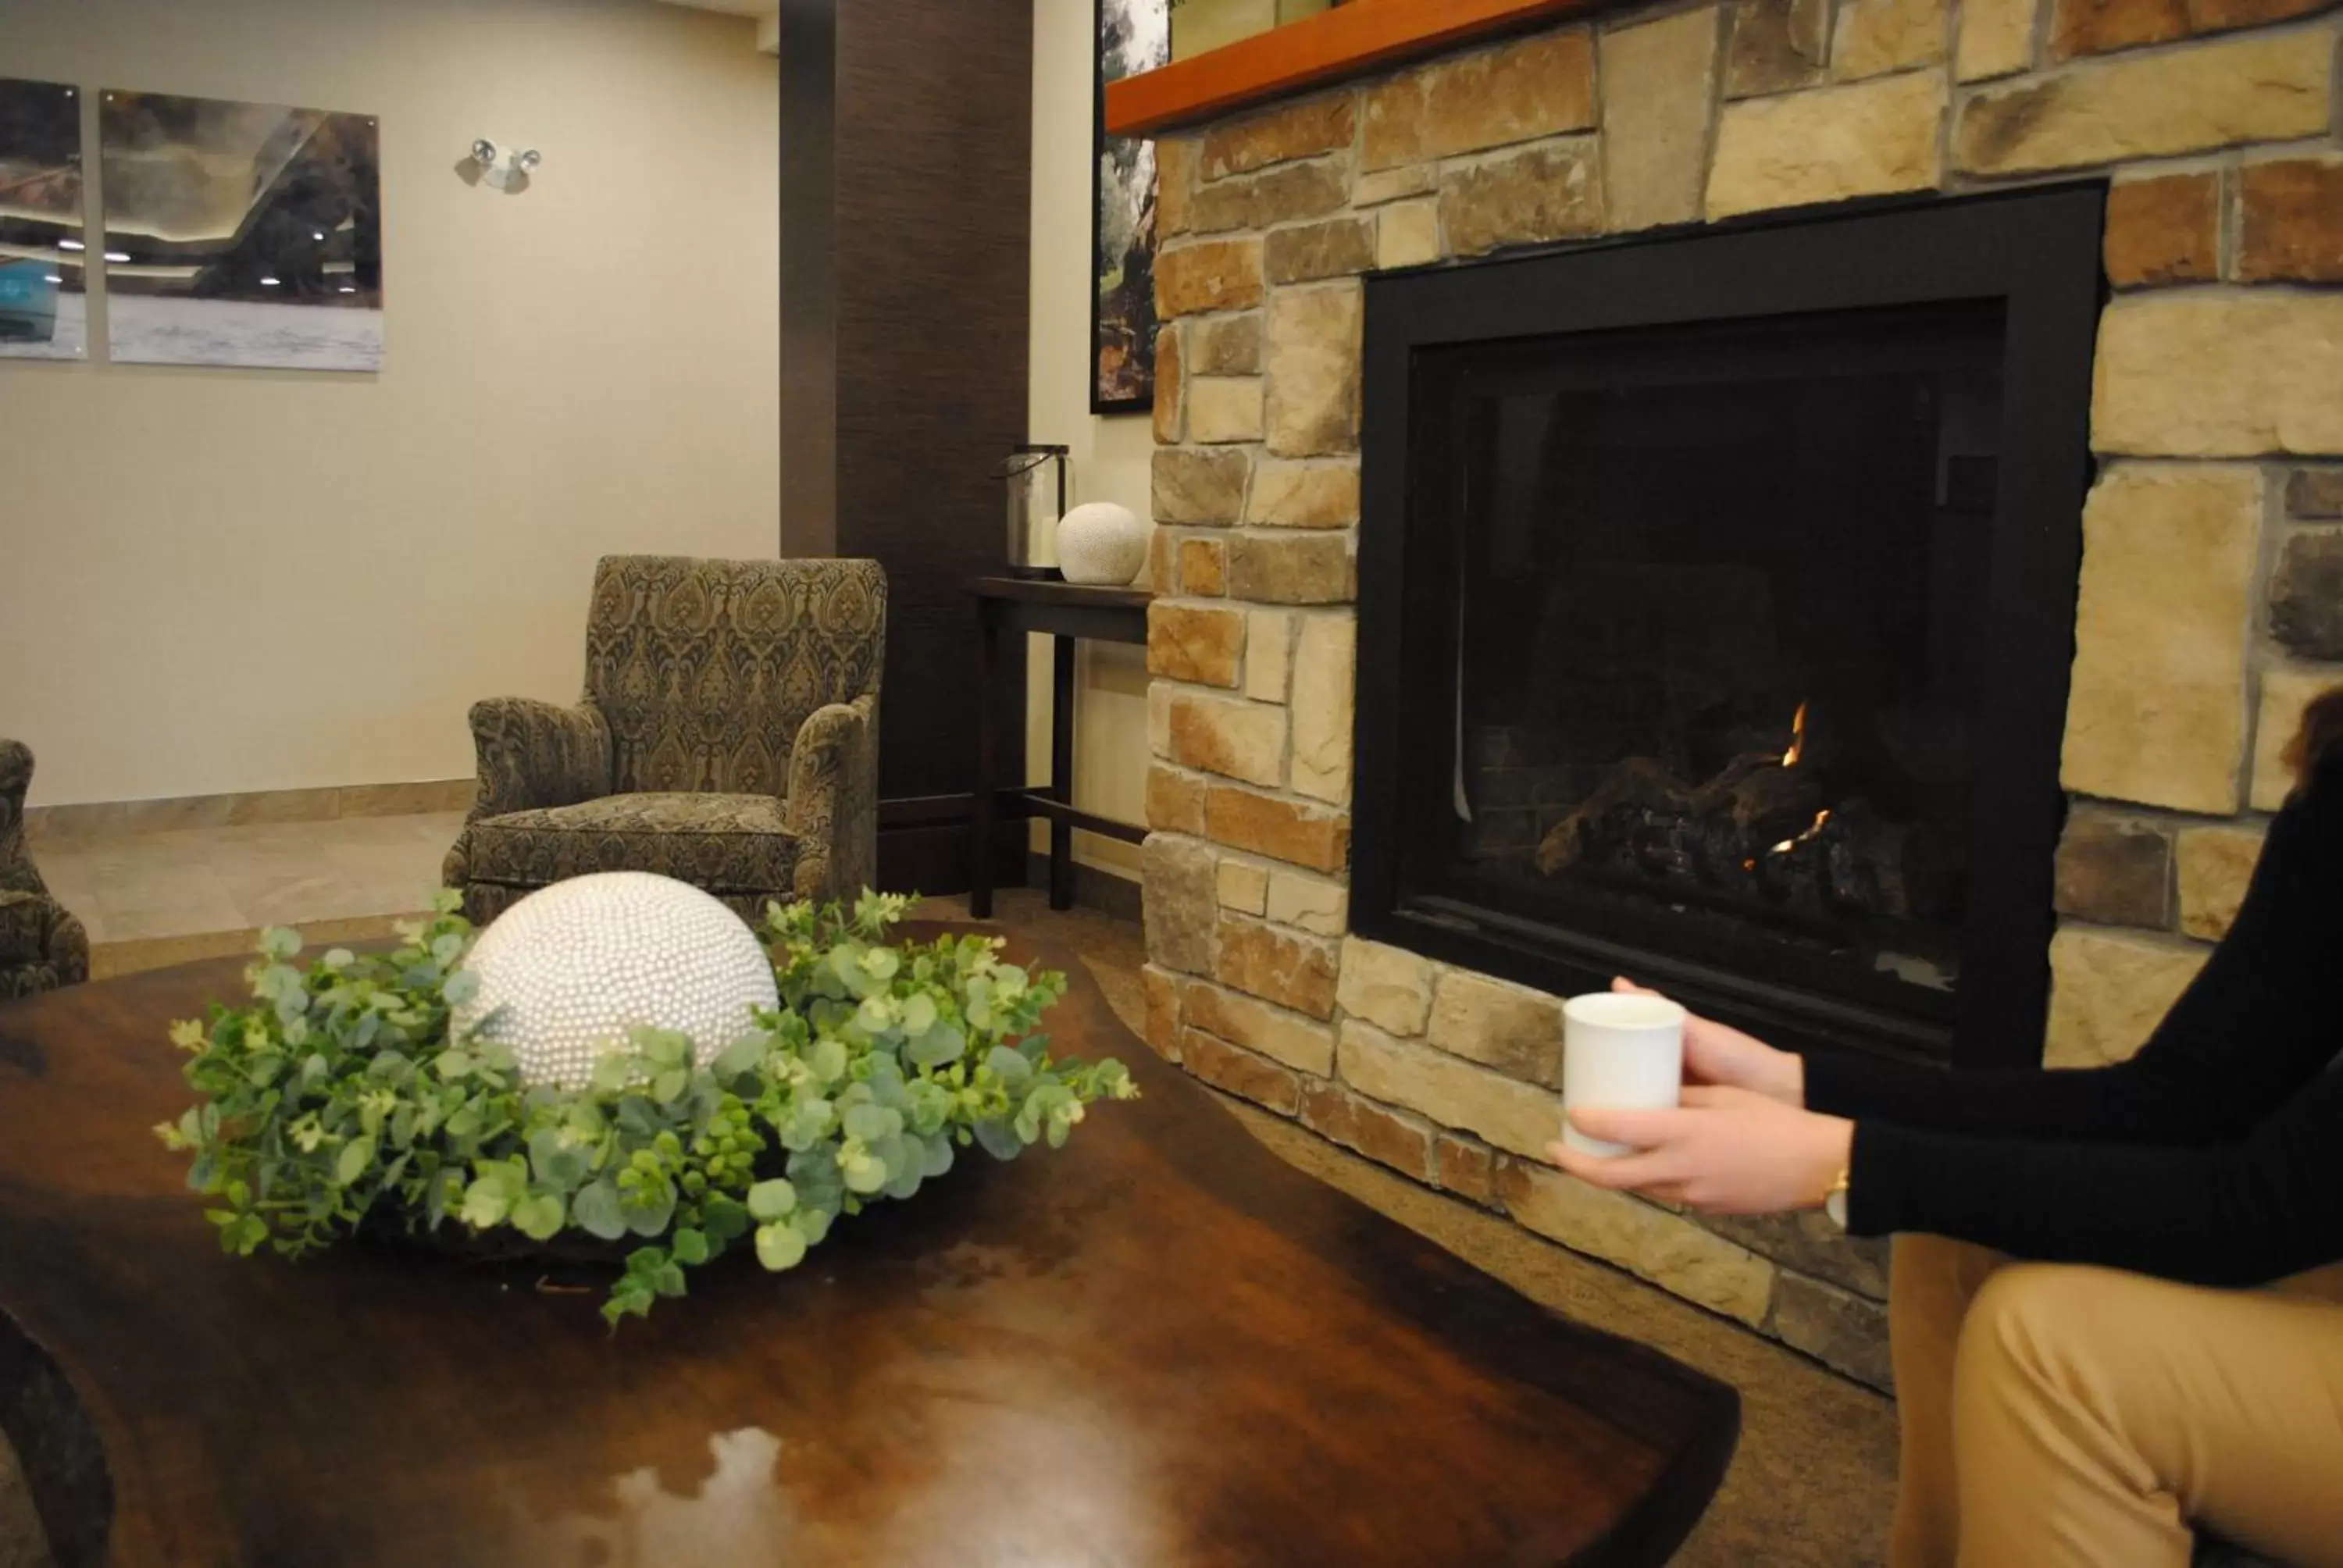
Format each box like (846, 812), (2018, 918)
(1432, 302), (2006, 1032)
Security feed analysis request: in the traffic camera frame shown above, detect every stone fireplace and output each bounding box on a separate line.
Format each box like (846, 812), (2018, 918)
(1353, 187), (2102, 1074)
(1136, 0), (2343, 1388)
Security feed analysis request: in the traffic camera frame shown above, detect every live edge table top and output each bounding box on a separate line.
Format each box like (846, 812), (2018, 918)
(0, 928), (1736, 1568)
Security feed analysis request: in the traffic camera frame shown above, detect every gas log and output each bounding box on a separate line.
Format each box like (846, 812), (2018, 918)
(1532, 753), (1952, 922)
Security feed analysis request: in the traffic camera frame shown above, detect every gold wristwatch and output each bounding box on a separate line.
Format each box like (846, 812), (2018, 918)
(1823, 1167), (1851, 1231)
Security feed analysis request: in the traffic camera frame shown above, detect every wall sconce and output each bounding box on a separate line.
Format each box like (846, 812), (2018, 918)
(467, 139), (542, 191)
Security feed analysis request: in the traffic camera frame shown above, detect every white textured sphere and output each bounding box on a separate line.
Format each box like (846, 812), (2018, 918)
(451, 872), (779, 1089)
(1056, 501), (1148, 586)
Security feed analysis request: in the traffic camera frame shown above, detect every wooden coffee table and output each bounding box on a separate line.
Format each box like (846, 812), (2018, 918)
(0, 931), (1736, 1567)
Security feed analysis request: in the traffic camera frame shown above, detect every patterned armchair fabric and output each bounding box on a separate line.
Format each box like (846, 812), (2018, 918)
(0, 739), (91, 1000)
(444, 557), (886, 924)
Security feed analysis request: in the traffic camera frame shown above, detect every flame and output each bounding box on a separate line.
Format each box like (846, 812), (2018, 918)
(1781, 701), (1810, 768)
(1768, 808), (1833, 857)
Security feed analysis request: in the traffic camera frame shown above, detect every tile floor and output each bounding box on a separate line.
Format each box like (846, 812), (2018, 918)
(2, 823), (1896, 1566)
(30, 812), (461, 976)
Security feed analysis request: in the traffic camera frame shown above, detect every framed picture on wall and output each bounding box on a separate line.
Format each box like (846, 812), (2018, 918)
(0, 77), (90, 361)
(100, 89), (383, 372)
(1091, 0), (1168, 415)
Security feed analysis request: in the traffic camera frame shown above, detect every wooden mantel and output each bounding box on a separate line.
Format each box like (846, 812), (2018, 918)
(1104, 0), (1605, 138)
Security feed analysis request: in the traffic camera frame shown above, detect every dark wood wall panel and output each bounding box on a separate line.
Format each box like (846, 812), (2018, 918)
(779, 0), (1034, 893)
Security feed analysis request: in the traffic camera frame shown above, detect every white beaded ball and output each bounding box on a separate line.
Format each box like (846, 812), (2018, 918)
(1055, 501), (1149, 586)
(450, 872), (779, 1089)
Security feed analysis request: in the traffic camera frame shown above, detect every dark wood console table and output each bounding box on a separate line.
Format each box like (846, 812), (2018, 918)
(970, 576), (1151, 918)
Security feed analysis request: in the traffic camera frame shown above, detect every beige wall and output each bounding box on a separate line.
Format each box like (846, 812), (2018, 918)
(1027, 0), (1154, 880)
(0, 0), (780, 807)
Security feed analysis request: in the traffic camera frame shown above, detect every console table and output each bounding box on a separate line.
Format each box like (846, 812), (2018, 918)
(970, 576), (1150, 918)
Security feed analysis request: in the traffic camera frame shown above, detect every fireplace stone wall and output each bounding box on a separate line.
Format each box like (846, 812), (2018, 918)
(1136, 0), (2343, 1388)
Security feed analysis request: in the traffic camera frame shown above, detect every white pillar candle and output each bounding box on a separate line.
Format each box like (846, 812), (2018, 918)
(1560, 992), (1686, 1157)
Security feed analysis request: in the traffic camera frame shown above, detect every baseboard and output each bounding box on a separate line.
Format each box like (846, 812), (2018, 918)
(1024, 853), (1143, 921)
(27, 779), (474, 839)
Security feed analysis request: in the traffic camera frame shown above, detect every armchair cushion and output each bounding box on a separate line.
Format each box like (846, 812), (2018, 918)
(460, 793), (801, 900)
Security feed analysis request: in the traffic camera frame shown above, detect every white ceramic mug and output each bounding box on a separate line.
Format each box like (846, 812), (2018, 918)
(1560, 992), (1686, 1157)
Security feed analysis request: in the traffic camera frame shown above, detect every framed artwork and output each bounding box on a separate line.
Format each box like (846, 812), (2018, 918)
(100, 90), (382, 371)
(0, 77), (89, 361)
(1091, 0), (1168, 415)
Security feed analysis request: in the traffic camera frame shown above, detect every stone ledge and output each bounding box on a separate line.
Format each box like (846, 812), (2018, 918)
(1299, 1078), (1437, 1181)
(1771, 1271), (1893, 1390)
(1426, 968), (1565, 1086)
(1338, 1017), (1561, 1158)
(1500, 1160), (1777, 1327)
(1181, 1028), (1303, 1114)
(1185, 975), (1338, 1073)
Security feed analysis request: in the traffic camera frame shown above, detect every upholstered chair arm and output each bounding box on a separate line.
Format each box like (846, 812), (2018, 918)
(463, 698), (613, 821)
(0, 890), (90, 996)
(0, 739), (30, 825)
(784, 695), (879, 901)
(0, 739), (44, 897)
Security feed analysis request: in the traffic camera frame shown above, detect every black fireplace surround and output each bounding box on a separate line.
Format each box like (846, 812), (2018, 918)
(1353, 186), (2106, 1071)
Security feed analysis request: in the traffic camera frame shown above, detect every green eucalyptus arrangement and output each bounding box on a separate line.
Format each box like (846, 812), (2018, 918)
(156, 890), (1136, 1324)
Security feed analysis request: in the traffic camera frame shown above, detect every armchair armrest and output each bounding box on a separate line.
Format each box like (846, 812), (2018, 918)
(0, 739), (30, 822)
(1, 739), (43, 898)
(462, 698), (613, 822)
(0, 889), (89, 996)
(785, 694), (879, 900)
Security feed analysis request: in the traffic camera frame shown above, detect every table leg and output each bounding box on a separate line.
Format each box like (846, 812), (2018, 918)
(972, 601), (997, 920)
(1050, 635), (1076, 911)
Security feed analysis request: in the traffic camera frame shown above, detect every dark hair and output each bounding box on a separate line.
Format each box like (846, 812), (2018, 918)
(2284, 686), (2343, 793)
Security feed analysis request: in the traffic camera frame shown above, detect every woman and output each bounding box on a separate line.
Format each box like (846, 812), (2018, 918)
(1550, 690), (2343, 1568)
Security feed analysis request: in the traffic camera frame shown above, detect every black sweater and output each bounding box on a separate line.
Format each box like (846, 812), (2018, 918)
(1804, 762), (2343, 1288)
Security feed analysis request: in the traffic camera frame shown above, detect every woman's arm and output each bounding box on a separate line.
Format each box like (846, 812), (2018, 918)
(1802, 778), (2342, 1145)
(1844, 1060), (2343, 1287)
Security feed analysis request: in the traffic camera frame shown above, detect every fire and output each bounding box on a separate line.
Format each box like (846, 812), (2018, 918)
(1769, 808), (1833, 857)
(1781, 701), (1810, 768)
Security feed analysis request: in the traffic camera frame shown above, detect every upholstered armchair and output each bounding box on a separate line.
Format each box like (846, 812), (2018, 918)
(0, 739), (90, 1000)
(443, 556), (887, 925)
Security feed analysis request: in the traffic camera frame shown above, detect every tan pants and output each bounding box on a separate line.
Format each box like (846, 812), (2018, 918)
(1889, 1234), (2343, 1568)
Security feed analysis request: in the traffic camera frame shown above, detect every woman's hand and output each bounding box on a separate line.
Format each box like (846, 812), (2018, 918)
(1610, 977), (1805, 1107)
(1547, 1086), (1853, 1216)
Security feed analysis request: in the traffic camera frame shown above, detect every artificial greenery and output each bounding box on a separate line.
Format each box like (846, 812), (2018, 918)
(157, 890), (1136, 1324)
